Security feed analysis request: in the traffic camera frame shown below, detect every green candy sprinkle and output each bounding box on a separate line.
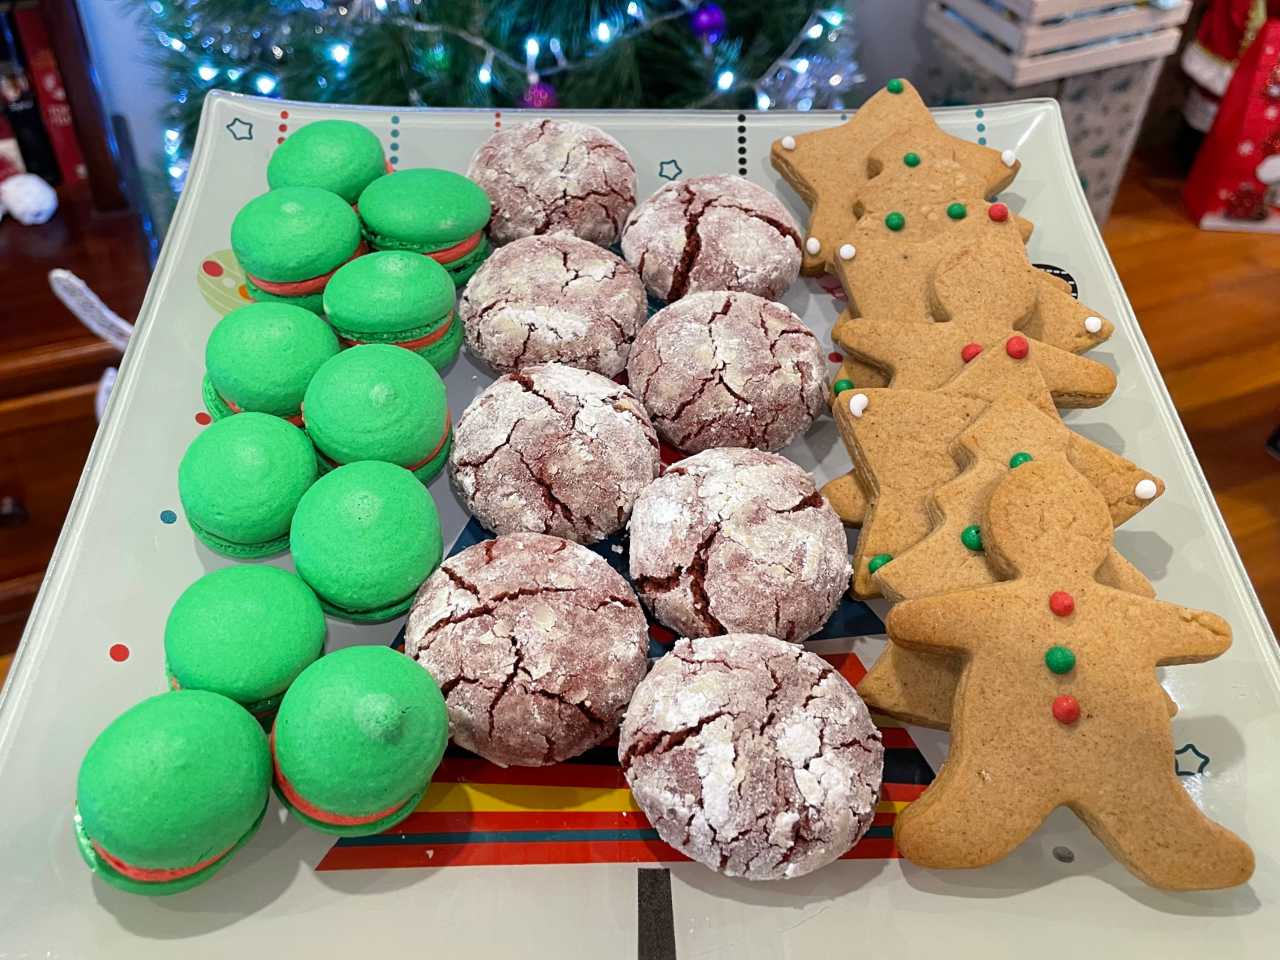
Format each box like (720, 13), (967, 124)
(868, 553), (893, 575)
(832, 378), (855, 395)
(1009, 451), (1033, 469)
(887, 78), (904, 94)
(903, 152), (920, 167)
(1045, 645), (1076, 675)
(961, 525), (982, 551)
(885, 212), (906, 231)
(946, 202), (967, 220)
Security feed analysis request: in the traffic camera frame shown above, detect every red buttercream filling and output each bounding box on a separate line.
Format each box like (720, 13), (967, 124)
(92, 838), (235, 883)
(270, 728), (408, 827)
(338, 310), (454, 353)
(221, 395), (305, 427)
(425, 231), (483, 265)
(246, 240), (367, 297)
(316, 412), (452, 473)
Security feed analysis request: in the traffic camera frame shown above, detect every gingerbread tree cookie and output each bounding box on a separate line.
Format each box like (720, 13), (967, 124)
(860, 397), (1165, 729)
(833, 334), (1157, 596)
(886, 459), (1253, 890)
(770, 78), (1018, 276)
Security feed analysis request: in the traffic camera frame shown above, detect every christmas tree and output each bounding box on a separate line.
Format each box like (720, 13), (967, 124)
(128, 1), (860, 198)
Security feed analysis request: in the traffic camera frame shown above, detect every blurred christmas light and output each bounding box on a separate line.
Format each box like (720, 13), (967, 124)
(806, 22), (823, 38)
(525, 37), (540, 58)
(196, 62), (218, 81)
(794, 57), (809, 73)
(595, 22), (612, 43)
(756, 91), (771, 110)
(328, 42), (350, 64)
(626, 1), (642, 17)
(477, 49), (494, 84)
(821, 9), (843, 26)
(255, 74), (278, 94)
(716, 69), (734, 91)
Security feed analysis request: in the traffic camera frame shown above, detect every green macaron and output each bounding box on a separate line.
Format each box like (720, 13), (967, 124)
(267, 119), (387, 204)
(178, 412), (318, 559)
(322, 251), (460, 370)
(290, 460), (443, 622)
(230, 186), (363, 314)
(74, 690), (271, 895)
(356, 168), (492, 284)
(271, 645), (447, 837)
(164, 566), (327, 717)
(303, 344), (452, 484)
(203, 301), (340, 422)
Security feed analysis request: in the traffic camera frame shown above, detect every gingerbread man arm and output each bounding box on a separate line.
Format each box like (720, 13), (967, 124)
(885, 582), (1021, 654)
(1121, 594), (1233, 665)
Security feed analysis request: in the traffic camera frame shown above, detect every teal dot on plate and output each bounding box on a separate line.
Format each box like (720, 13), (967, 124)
(160, 510), (177, 524)
(977, 123), (986, 132)
(390, 115), (400, 123)
(390, 142), (399, 150)
(391, 128), (400, 137)
(975, 108), (984, 118)
(390, 156), (399, 165)
(978, 137), (987, 145)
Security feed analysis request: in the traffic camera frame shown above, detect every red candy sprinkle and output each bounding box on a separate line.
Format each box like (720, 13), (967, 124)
(201, 259), (223, 278)
(989, 202), (1009, 222)
(278, 123), (287, 133)
(108, 643), (130, 663)
(195, 411), (212, 425)
(1052, 695), (1080, 725)
(828, 351), (844, 363)
(960, 342), (982, 363)
(279, 110), (289, 119)
(1049, 591), (1075, 617)
(1006, 335), (1029, 359)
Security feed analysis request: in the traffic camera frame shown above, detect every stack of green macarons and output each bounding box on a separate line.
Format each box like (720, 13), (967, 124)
(322, 250), (461, 370)
(356, 167), (493, 285)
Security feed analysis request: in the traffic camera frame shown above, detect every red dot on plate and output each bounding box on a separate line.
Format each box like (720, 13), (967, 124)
(201, 259), (223, 278)
(109, 643), (130, 663)
(278, 123), (287, 133)
(280, 110), (289, 119)
(1006, 335), (1029, 359)
(828, 352), (843, 363)
(960, 342), (982, 363)
(989, 202), (1009, 222)
(1049, 590), (1075, 617)
(195, 411), (212, 425)
(1052, 694), (1080, 725)
(277, 137), (285, 145)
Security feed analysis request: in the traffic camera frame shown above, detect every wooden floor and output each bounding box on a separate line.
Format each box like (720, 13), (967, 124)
(1104, 159), (1280, 631)
(0, 160), (1276, 693)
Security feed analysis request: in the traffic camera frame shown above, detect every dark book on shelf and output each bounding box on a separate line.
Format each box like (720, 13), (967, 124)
(0, 5), (60, 184)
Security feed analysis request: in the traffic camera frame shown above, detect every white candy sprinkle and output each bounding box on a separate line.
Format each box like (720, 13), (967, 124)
(805, 236), (821, 255)
(847, 393), (869, 418)
(1134, 478), (1158, 500)
(781, 135), (797, 151)
(838, 243), (855, 261)
(1001, 149), (1017, 167)
(1084, 315), (1103, 334)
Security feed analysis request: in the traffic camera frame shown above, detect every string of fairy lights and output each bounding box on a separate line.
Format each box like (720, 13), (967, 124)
(147, 1), (860, 191)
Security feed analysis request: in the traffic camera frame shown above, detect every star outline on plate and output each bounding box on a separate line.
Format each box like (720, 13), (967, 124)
(1174, 743), (1210, 777)
(225, 118), (254, 142)
(657, 159), (682, 181)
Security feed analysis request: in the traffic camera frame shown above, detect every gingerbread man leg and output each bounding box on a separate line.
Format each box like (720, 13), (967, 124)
(1075, 752), (1255, 890)
(894, 741), (1056, 869)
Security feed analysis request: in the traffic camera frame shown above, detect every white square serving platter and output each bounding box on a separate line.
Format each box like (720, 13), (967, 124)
(1, 91), (1277, 958)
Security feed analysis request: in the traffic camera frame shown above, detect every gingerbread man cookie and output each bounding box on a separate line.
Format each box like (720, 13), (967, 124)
(886, 459), (1253, 890)
(770, 78), (1019, 276)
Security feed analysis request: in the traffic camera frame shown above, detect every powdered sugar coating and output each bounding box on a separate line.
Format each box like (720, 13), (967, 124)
(459, 234), (647, 376)
(619, 634), (883, 880)
(627, 291), (825, 453)
(620, 175), (801, 302)
(467, 120), (637, 246)
(407, 533), (649, 766)
(450, 363), (661, 544)
(628, 448), (850, 641)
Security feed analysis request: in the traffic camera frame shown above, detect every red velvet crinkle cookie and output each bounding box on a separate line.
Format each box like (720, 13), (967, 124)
(459, 235), (647, 377)
(619, 634), (884, 880)
(449, 363), (661, 544)
(466, 119), (637, 246)
(628, 448), (850, 641)
(627, 291), (825, 453)
(621, 175), (802, 302)
(406, 532), (649, 767)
